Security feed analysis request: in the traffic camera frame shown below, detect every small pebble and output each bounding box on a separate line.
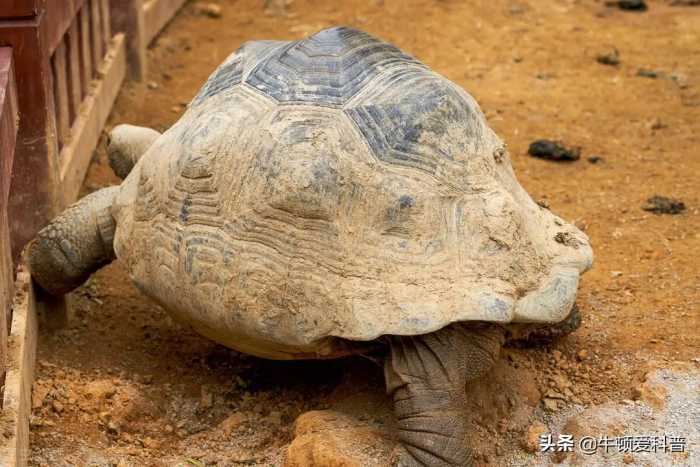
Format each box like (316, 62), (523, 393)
(107, 421), (120, 435)
(52, 400), (64, 413)
(596, 49), (620, 66)
(195, 2), (222, 18)
(637, 69), (661, 79)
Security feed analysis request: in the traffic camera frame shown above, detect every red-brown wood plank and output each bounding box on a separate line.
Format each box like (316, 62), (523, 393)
(66, 20), (83, 118)
(110, 0), (148, 80)
(0, 205), (11, 379)
(0, 46), (19, 405)
(79, 5), (94, 88)
(44, 0), (87, 55)
(60, 33), (126, 203)
(0, 14), (63, 261)
(99, 0), (111, 48)
(51, 41), (71, 150)
(90, 0), (104, 68)
(0, 0), (44, 19)
(0, 48), (18, 210)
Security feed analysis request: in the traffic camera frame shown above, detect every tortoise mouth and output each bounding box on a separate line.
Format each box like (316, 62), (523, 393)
(511, 265), (582, 324)
(504, 303), (582, 347)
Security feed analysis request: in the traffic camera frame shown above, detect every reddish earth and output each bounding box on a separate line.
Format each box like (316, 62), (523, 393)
(29, 0), (700, 466)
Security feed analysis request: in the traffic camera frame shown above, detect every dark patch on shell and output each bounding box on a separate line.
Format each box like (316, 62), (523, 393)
(246, 27), (423, 106)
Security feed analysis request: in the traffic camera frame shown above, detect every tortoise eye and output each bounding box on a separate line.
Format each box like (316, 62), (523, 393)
(493, 146), (507, 163)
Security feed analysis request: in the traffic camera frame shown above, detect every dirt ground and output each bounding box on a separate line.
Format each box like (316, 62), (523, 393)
(29, 0), (699, 466)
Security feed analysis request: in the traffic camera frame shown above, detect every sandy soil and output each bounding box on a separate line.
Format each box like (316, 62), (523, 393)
(29, 0), (700, 466)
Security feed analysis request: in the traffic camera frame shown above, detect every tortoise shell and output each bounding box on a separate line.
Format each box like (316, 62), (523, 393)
(112, 27), (593, 359)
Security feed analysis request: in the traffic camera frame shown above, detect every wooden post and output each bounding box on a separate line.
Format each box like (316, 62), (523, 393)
(60, 33), (127, 204)
(0, 12), (64, 263)
(110, 0), (148, 81)
(0, 47), (19, 388)
(66, 21), (82, 121)
(99, 0), (111, 47)
(142, 0), (187, 45)
(79, 5), (94, 90)
(89, 0), (104, 75)
(51, 41), (71, 150)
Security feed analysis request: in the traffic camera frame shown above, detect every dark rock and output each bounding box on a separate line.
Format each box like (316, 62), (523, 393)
(606, 0), (648, 11)
(637, 69), (662, 79)
(642, 196), (686, 215)
(528, 140), (581, 162)
(596, 50), (620, 66)
(650, 119), (667, 130)
(587, 155), (603, 164)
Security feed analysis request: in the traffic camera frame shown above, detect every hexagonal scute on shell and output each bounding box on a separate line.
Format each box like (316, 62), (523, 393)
(112, 27), (593, 359)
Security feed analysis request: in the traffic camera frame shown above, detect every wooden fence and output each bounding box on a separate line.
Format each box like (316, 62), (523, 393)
(0, 43), (33, 467)
(1, 0), (125, 262)
(0, 0), (186, 464)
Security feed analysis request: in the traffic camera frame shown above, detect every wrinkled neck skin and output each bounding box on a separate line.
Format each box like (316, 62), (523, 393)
(110, 173), (148, 275)
(110, 132), (163, 250)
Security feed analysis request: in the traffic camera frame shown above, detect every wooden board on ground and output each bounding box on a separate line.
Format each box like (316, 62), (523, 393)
(142, 0), (187, 45)
(110, 0), (147, 80)
(0, 268), (39, 467)
(111, 0), (185, 80)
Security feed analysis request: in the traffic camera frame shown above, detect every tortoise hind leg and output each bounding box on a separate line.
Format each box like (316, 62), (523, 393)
(27, 186), (120, 296)
(106, 124), (161, 179)
(385, 323), (505, 466)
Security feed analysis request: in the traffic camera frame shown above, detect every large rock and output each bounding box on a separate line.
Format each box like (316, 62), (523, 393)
(284, 410), (393, 467)
(553, 365), (699, 466)
(522, 421), (548, 453)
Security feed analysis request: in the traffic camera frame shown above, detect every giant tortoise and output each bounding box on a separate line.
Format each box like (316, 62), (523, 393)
(28, 27), (593, 466)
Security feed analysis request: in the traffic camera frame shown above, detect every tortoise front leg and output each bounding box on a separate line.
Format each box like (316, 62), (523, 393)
(385, 323), (505, 466)
(27, 187), (120, 296)
(106, 124), (161, 179)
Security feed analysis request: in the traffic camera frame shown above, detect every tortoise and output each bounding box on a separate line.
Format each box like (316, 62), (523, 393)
(28, 27), (593, 466)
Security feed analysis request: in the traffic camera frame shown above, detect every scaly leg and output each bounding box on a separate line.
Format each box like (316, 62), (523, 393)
(385, 323), (505, 466)
(27, 187), (120, 295)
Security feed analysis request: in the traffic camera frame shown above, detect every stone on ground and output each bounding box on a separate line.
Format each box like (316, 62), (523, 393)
(284, 410), (393, 467)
